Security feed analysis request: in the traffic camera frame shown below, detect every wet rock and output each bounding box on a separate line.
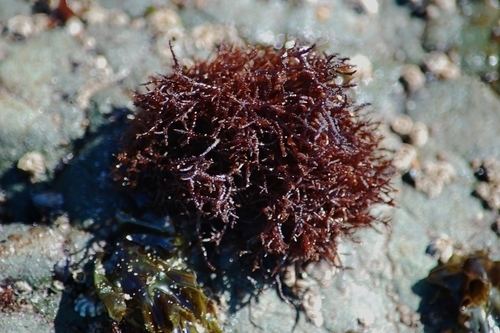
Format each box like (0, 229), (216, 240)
(0, 30), (87, 103)
(388, 184), (496, 332)
(0, 223), (90, 285)
(0, 224), (66, 285)
(87, 23), (162, 90)
(54, 111), (126, 225)
(189, 23), (241, 54)
(0, 0), (31, 23)
(455, 0), (498, 94)
(0, 30), (90, 178)
(98, 0), (161, 18)
(432, 0), (457, 12)
(408, 77), (500, 159)
(303, 287), (324, 327)
(423, 13), (463, 51)
(197, 0), (425, 64)
(320, 228), (399, 332)
(0, 1), (496, 333)
(196, 0), (287, 45)
(355, 61), (407, 119)
(0, 312), (54, 333)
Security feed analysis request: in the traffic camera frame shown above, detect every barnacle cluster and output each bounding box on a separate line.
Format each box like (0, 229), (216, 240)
(94, 214), (221, 333)
(425, 252), (500, 332)
(472, 157), (500, 211)
(115, 44), (393, 269)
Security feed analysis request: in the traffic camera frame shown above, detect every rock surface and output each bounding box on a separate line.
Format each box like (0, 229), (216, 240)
(0, 0), (498, 332)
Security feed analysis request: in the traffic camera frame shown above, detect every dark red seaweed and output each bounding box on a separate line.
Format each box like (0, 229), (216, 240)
(115, 45), (393, 269)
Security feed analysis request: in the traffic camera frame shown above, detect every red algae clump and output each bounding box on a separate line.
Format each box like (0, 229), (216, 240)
(115, 45), (394, 270)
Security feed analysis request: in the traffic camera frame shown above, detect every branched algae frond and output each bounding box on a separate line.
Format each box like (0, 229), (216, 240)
(101, 44), (395, 331)
(114, 44), (394, 270)
(94, 213), (221, 333)
(425, 251), (499, 332)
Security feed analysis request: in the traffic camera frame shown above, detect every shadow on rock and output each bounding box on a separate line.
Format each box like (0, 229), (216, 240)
(5, 104), (274, 332)
(0, 105), (130, 225)
(51, 107), (132, 333)
(52, 108), (131, 230)
(412, 278), (459, 333)
(0, 167), (40, 222)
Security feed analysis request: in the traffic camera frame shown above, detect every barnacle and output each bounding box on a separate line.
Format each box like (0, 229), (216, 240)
(94, 214), (221, 333)
(115, 44), (393, 270)
(425, 251), (500, 332)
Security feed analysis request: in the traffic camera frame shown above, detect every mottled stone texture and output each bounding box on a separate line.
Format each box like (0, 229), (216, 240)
(0, 0), (498, 332)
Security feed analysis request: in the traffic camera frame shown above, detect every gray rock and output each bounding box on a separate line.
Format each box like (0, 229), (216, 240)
(456, 0), (499, 93)
(423, 13), (464, 51)
(187, 0), (288, 45)
(355, 60), (407, 118)
(0, 223), (91, 286)
(322, 227), (401, 333)
(88, 24), (163, 90)
(97, 0), (162, 18)
(88, 86), (132, 118)
(0, 223), (65, 285)
(194, 0), (425, 64)
(0, 0), (498, 332)
(0, 0), (31, 23)
(408, 76), (500, 159)
(0, 31), (90, 177)
(0, 312), (54, 333)
(54, 112), (127, 225)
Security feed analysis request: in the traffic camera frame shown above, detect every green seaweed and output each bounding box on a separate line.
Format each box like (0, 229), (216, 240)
(94, 213), (221, 333)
